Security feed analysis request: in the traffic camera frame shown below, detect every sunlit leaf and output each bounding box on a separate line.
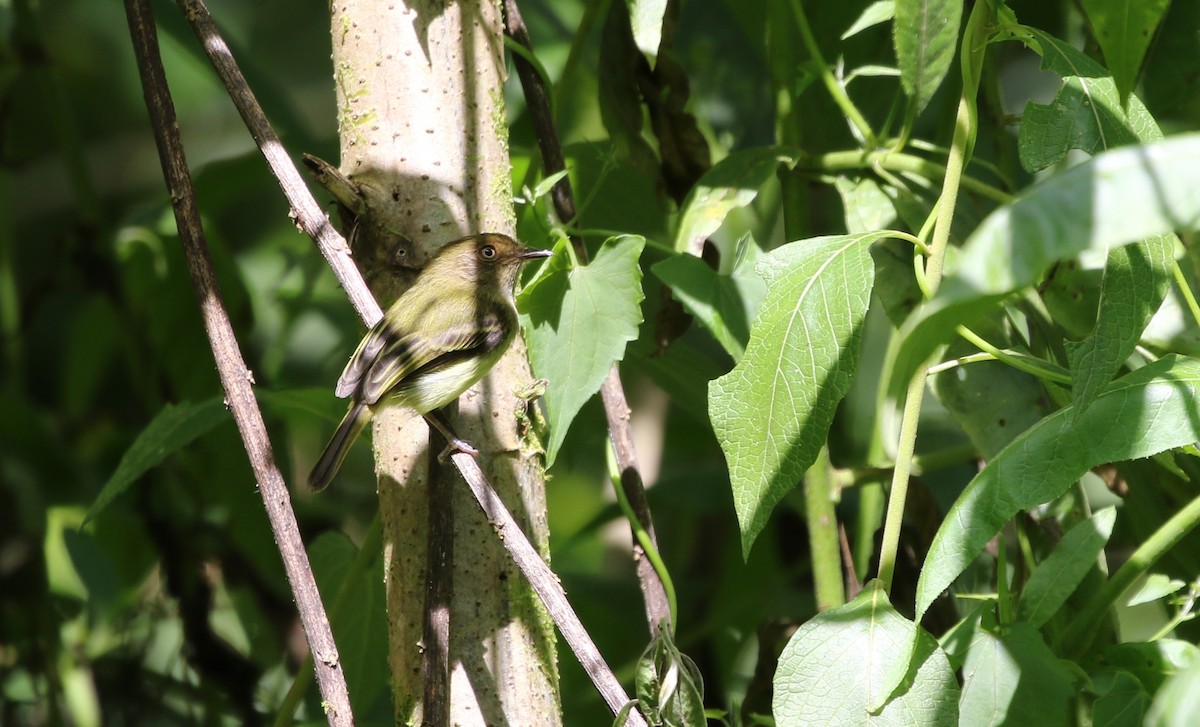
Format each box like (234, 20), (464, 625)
(843, 1), (895, 40)
(959, 623), (1073, 726)
(519, 236), (645, 466)
(774, 581), (958, 725)
(710, 232), (888, 556)
(673, 147), (795, 254)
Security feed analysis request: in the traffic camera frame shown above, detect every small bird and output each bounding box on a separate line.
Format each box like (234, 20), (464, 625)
(308, 233), (552, 491)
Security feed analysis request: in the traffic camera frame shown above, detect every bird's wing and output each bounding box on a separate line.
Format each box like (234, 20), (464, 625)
(357, 304), (512, 407)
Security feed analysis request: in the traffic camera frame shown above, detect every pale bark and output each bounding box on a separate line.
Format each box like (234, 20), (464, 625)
(329, 1), (560, 724)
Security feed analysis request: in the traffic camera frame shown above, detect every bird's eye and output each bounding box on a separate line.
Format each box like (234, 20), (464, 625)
(480, 245), (497, 259)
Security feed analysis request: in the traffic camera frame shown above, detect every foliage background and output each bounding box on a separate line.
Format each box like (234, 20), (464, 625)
(3, 0), (1200, 724)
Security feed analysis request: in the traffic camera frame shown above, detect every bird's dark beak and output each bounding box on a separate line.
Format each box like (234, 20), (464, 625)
(519, 247), (554, 260)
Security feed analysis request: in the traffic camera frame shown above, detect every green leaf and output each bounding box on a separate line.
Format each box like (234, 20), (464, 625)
(635, 626), (705, 726)
(710, 232), (888, 556)
(1067, 237), (1175, 418)
(773, 580), (958, 725)
(626, 0), (668, 62)
(1102, 640), (1199, 693)
(1146, 655), (1200, 727)
(893, 133), (1200, 388)
(893, 0), (963, 113)
(958, 623), (1074, 727)
(1125, 574), (1187, 607)
(915, 354), (1200, 622)
(835, 176), (898, 234)
(1017, 508), (1116, 628)
(1014, 27), (1161, 173)
(673, 147), (795, 254)
(843, 0), (895, 40)
(932, 333), (1054, 460)
(86, 398), (230, 525)
(652, 239), (768, 359)
(1080, 0), (1170, 106)
(519, 236), (646, 466)
(1091, 670), (1150, 727)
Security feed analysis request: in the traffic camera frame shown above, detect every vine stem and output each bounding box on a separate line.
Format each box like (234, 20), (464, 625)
(877, 0), (993, 592)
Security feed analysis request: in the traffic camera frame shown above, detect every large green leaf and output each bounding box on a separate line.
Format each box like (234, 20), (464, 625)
(893, 133), (1200, 388)
(672, 147), (795, 254)
(893, 0), (963, 113)
(958, 623), (1074, 727)
(710, 232), (887, 556)
(1080, 0), (1170, 106)
(1017, 508), (1116, 628)
(519, 236), (645, 466)
(86, 398), (230, 524)
(651, 238), (768, 360)
(773, 580), (958, 725)
(915, 354), (1200, 622)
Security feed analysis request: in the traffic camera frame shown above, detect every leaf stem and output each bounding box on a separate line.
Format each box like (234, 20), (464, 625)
(608, 443), (678, 630)
(1059, 492), (1200, 658)
(1172, 259), (1200, 330)
(787, 0), (877, 147)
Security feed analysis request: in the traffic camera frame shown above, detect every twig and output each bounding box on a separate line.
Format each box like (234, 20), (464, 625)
(171, 1), (643, 720)
(450, 452), (648, 727)
(174, 0), (382, 328)
(121, 0), (353, 724)
(503, 0), (672, 636)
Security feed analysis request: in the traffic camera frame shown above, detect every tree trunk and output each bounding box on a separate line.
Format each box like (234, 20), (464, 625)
(328, 1), (560, 724)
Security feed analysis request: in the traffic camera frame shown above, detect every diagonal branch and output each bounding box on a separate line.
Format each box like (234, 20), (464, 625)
(502, 0), (672, 636)
(121, 0), (353, 723)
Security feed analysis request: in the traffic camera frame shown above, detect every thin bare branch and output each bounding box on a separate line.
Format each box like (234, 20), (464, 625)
(503, 0), (671, 635)
(175, 0), (382, 327)
(121, 0), (353, 723)
(450, 452), (647, 727)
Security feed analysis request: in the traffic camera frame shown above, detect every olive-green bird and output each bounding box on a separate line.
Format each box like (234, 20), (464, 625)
(308, 233), (551, 491)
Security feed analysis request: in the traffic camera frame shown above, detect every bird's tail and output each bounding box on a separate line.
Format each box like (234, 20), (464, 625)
(309, 402), (371, 492)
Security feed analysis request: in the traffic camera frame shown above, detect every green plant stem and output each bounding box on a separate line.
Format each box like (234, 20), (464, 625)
(806, 446), (846, 610)
(877, 0), (992, 592)
(1172, 260), (1200, 329)
(803, 149), (1013, 204)
(608, 444), (678, 630)
(787, 0), (877, 147)
(1059, 492), (1200, 658)
(274, 516), (383, 726)
(954, 326), (1073, 384)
